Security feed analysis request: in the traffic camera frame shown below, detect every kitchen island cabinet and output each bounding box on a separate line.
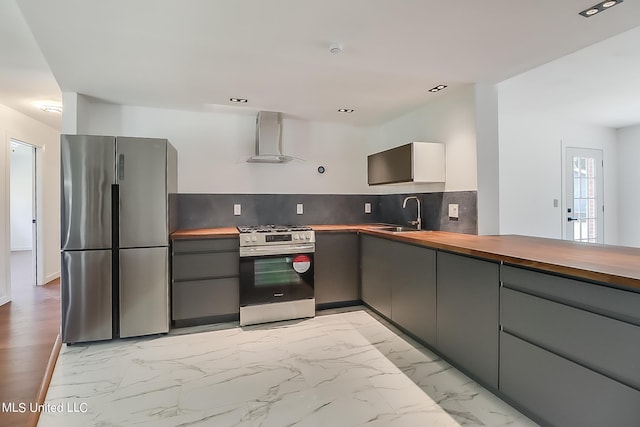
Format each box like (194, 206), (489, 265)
(436, 251), (499, 389)
(499, 264), (640, 426)
(314, 232), (359, 307)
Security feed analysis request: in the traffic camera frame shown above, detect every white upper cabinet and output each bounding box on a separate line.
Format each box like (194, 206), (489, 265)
(367, 142), (445, 185)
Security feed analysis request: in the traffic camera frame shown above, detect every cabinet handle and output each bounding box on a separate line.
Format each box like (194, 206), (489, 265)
(118, 154), (125, 180)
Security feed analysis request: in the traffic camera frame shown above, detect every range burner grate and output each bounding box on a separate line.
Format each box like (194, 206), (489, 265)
(237, 225), (312, 233)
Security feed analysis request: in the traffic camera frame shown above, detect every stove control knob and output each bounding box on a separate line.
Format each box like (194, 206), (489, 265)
(251, 236), (257, 242)
(293, 234), (299, 240)
(244, 236), (250, 243)
(302, 234), (307, 239)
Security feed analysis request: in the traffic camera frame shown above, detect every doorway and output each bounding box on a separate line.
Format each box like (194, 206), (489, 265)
(9, 139), (37, 292)
(564, 147), (604, 244)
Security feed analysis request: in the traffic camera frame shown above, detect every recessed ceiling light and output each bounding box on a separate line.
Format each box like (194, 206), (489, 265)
(230, 98), (248, 103)
(579, 0), (622, 17)
(428, 84), (447, 93)
(338, 109), (354, 113)
(36, 101), (63, 113)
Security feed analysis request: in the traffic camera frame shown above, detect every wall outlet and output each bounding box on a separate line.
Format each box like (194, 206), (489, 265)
(296, 204), (304, 215)
(233, 204), (241, 216)
(448, 203), (459, 219)
(364, 202), (371, 214)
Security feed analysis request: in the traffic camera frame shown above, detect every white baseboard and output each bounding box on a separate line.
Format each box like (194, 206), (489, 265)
(45, 271), (60, 284)
(0, 295), (11, 307)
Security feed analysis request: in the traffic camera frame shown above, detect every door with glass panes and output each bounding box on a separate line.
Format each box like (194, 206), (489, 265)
(565, 147), (604, 243)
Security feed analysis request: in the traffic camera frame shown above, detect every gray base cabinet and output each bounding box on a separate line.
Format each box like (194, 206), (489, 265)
(361, 234), (437, 346)
(500, 265), (640, 426)
(361, 235), (393, 318)
(315, 232), (359, 306)
(171, 238), (239, 323)
(390, 242), (436, 346)
(436, 251), (499, 389)
(501, 332), (640, 427)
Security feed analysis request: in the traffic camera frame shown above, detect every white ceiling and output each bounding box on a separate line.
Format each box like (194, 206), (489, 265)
(2, 0), (640, 129)
(499, 25), (640, 129)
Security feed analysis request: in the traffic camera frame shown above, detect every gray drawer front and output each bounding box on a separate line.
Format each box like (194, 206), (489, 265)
(500, 332), (640, 427)
(173, 251), (239, 281)
(501, 287), (640, 390)
(172, 278), (239, 320)
(501, 265), (640, 326)
(173, 238), (239, 254)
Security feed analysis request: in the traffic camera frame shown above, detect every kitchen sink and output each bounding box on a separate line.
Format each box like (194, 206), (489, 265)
(376, 226), (431, 233)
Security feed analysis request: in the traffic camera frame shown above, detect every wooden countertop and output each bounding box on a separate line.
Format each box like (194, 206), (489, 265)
(171, 227), (240, 239)
(170, 225), (640, 290)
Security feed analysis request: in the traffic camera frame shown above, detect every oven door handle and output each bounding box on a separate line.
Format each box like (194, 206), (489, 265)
(240, 244), (315, 257)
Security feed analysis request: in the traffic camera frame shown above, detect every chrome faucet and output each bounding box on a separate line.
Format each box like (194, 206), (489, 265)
(402, 196), (421, 230)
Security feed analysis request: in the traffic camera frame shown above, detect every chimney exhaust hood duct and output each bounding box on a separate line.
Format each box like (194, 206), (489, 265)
(247, 111), (293, 163)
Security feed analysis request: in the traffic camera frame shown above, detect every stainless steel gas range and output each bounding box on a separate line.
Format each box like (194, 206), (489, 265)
(237, 225), (316, 326)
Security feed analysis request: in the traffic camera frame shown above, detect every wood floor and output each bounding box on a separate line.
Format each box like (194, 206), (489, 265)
(0, 251), (60, 427)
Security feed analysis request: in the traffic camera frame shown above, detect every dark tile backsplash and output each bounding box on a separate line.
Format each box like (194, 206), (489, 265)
(173, 191), (477, 234)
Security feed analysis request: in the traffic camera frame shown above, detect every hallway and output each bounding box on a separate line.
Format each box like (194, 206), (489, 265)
(0, 251), (60, 427)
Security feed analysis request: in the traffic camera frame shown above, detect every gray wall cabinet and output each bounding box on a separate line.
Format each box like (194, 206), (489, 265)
(171, 238), (240, 324)
(436, 251), (499, 389)
(315, 232), (359, 306)
(360, 234), (437, 346)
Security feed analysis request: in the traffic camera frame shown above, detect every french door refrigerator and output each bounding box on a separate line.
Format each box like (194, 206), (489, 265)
(61, 135), (177, 344)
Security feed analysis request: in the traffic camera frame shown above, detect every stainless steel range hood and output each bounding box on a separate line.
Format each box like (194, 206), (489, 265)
(247, 111), (293, 163)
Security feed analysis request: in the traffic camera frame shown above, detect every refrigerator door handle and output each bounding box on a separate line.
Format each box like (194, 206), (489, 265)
(118, 154), (125, 180)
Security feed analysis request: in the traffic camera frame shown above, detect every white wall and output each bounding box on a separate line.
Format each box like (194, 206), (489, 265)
(84, 102), (372, 194)
(616, 124), (640, 247)
(498, 105), (618, 243)
(367, 85), (478, 195)
(0, 104), (60, 304)
(474, 84), (500, 235)
(10, 143), (33, 250)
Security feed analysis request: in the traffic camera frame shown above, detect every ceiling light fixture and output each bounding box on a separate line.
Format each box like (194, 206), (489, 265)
(230, 98), (248, 103)
(428, 84), (448, 93)
(36, 101), (63, 113)
(338, 108), (354, 113)
(579, 0), (622, 17)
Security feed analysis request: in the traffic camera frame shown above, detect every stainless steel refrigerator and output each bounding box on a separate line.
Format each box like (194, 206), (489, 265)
(60, 135), (177, 344)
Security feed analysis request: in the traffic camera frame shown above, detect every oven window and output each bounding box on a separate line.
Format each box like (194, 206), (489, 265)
(254, 256), (304, 287)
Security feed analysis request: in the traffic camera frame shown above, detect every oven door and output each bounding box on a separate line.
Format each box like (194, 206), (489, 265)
(239, 253), (314, 306)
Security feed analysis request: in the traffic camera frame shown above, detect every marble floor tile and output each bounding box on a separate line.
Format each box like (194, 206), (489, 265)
(38, 308), (537, 427)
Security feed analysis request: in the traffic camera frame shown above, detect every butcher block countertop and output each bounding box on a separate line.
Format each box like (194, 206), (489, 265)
(171, 225), (640, 290)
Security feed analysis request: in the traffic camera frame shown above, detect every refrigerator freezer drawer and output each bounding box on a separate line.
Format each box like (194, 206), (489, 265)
(119, 247), (169, 338)
(61, 250), (113, 343)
